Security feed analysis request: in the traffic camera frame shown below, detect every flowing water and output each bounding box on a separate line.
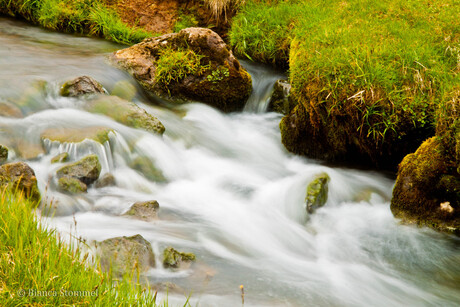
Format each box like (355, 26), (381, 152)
(1, 17), (459, 307)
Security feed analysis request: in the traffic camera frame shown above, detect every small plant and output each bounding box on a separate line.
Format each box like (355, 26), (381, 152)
(206, 67), (229, 83)
(174, 12), (199, 32)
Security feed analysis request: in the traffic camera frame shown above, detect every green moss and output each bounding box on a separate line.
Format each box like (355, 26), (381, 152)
(130, 157), (167, 183)
(51, 152), (69, 164)
(305, 173), (330, 214)
(174, 12), (199, 32)
(56, 154), (101, 185)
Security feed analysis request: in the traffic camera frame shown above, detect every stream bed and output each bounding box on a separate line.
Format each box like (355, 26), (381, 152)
(1, 17), (459, 307)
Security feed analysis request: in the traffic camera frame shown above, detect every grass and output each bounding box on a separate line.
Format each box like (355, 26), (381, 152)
(0, 188), (187, 306)
(203, 0), (246, 20)
(0, 0), (151, 45)
(230, 0), (460, 167)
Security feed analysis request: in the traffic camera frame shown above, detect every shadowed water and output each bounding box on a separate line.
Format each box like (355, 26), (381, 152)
(1, 17), (459, 307)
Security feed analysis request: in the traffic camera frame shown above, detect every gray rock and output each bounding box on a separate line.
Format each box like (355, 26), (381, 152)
(97, 234), (156, 273)
(56, 155), (101, 185)
(163, 247), (196, 269)
(57, 176), (87, 194)
(95, 173), (116, 188)
(123, 200), (159, 221)
(268, 79), (295, 114)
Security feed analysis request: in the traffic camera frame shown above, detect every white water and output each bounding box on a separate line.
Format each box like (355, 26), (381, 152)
(1, 17), (459, 307)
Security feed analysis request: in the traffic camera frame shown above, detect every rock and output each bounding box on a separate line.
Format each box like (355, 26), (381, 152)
(130, 156), (167, 182)
(111, 80), (138, 101)
(391, 137), (459, 234)
(305, 173), (330, 214)
(16, 80), (48, 114)
(85, 95), (165, 135)
(111, 27), (252, 112)
(268, 79), (295, 114)
(0, 100), (22, 118)
(57, 176), (87, 194)
(15, 139), (45, 160)
(41, 126), (113, 144)
(60, 76), (105, 97)
(123, 200), (159, 221)
(0, 162), (41, 204)
(95, 173), (116, 188)
(56, 155), (101, 185)
(162, 247), (196, 269)
(51, 152), (69, 164)
(97, 234), (156, 273)
(0, 145), (8, 164)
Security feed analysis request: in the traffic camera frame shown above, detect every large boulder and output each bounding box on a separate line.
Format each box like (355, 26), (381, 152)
(0, 162), (41, 204)
(305, 173), (330, 214)
(162, 247), (196, 269)
(111, 27), (252, 112)
(60, 76), (105, 97)
(97, 234), (156, 273)
(85, 95), (165, 135)
(123, 200), (159, 221)
(56, 155), (101, 193)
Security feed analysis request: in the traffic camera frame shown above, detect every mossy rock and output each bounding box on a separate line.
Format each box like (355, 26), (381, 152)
(391, 137), (459, 235)
(0, 162), (41, 205)
(111, 28), (252, 112)
(95, 173), (116, 188)
(305, 173), (330, 214)
(123, 200), (159, 221)
(162, 247), (196, 269)
(57, 176), (87, 194)
(98, 234), (156, 274)
(60, 76), (105, 97)
(268, 79), (295, 115)
(0, 145), (8, 164)
(41, 127), (113, 144)
(56, 154), (101, 185)
(51, 152), (69, 164)
(130, 156), (167, 182)
(85, 95), (165, 135)
(111, 80), (138, 101)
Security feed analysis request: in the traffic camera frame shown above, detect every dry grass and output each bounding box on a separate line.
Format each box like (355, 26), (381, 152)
(203, 0), (245, 19)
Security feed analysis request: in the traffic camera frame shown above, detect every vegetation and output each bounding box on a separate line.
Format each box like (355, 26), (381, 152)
(0, 189), (170, 306)
(203, 0), (246, 19)
(174, 11), (199, 32)
(230, 0), (460, 169)
(0, 0), (151, 44)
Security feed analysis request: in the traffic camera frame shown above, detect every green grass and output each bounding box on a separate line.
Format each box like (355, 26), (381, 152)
(230, 0), (460, 166)
(0, 0), (151, 45)
(0, 189), (185, 306)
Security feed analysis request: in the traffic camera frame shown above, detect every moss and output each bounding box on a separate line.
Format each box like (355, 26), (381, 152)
(0, 145), (8, 164)
(130, 157), (167, 183)
(56, 154), (101, 185)
(305, 173), (330, 214)
(162, 247), (196, 269)
(57, 176), (87, 194)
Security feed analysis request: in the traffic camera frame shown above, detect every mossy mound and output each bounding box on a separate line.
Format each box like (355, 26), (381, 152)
(111, 27), (252, 112)
(41, 127), (113, 144)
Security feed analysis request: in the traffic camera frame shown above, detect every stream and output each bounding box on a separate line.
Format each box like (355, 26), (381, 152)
(1, 17), (459, 307)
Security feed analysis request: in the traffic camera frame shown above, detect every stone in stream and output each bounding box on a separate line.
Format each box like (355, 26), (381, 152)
(268, 79), (296, 115)
(162, 247), (196, 269)
(56, 155), (101, 193)
(111, 27), (252, 112)
(130, 156), (167, 182)
(60, 76), (106, 97)
(95, 173), (116, 188)
(51, 152), (69, 164)
(41, 126), (113, 144)
(85, 95), (165, 135)
(97, 234), (156, 274)
(305, 173), (330, 214)
(0, 100), (23, 118)
(0, 162), (41, 204)
(16, 80), (48, 114)
(123, 200), (159, 221)
(0, 145), (8, 164)
(111, 80), (138, 101)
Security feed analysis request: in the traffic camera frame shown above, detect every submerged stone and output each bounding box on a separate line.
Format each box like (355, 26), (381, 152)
(130, 156), (167, 182)
(123, 200), (159, 221)
(56, 154), (101, 185)
(98, 234), (156, 273)
(0, 162), (41, 204)
(51, 152), (69, 164)
(305, 173), (330, 214)
(41, 126), (113, 144)
(60, 76), (105, 97)
(85, 95), (165, 135)
(0, 100), (23, 118)
(111, 80), (138, 101)
(162, 247), (196, 269)
(95, 173), (116, 188)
